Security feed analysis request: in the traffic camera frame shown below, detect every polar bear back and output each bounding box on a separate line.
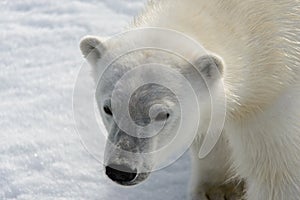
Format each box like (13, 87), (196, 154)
(133, 0), (300, 118)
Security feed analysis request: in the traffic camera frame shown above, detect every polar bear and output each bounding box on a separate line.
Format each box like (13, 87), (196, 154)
(80, 0), (300, 199)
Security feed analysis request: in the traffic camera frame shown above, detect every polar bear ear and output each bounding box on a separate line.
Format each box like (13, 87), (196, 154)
(80, 35), (107, 65)
(194, 54), (224, 80)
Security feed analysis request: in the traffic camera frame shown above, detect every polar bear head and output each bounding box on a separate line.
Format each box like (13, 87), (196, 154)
(80, 34), (224, 186)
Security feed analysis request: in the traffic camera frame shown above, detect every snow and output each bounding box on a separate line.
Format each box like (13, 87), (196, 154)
(0, 0), (190, 199)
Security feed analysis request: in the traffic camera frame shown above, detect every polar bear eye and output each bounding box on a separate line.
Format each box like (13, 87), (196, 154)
(155, 111), (170, 121)
(103, 105), (113, 116)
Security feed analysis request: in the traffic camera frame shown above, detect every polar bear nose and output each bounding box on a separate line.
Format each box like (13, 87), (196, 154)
(105, 164), (137, 184)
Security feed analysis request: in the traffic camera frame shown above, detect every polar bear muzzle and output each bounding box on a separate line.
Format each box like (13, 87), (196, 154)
(105, 164), (138, 185)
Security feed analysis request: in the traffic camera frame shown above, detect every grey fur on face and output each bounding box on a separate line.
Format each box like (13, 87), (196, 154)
(93, 47), (220, 185)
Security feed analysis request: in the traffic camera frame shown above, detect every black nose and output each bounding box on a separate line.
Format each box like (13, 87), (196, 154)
(105, 164), (137, 184)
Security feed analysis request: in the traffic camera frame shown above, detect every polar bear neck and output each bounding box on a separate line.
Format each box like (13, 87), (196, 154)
(131, 0), (300, 120)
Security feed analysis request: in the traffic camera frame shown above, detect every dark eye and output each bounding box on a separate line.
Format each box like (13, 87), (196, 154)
(155, 112), (170, 121)
(103, 105), (113, 116)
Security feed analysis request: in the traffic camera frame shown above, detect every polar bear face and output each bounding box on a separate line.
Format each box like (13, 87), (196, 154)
(100, 81), (181, 186)
(80, 36), (224, 186)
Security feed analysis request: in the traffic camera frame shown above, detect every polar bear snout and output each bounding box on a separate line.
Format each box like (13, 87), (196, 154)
(103, 122), (154, 186)
(105, 164), (138, 185)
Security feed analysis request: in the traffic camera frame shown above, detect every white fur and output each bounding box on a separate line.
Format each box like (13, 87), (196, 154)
(81, 0), (300, 199)
(134, 1), (300, 199)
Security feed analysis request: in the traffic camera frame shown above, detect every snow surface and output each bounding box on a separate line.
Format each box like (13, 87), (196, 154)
(0, 0), (190, 199)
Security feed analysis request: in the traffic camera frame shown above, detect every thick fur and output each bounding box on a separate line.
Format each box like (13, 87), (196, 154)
(132, 0), (300, 199)
(80, 0), (300, 199)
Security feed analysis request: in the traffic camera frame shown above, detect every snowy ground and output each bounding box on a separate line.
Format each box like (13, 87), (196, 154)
(0, 0), (190, 199)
